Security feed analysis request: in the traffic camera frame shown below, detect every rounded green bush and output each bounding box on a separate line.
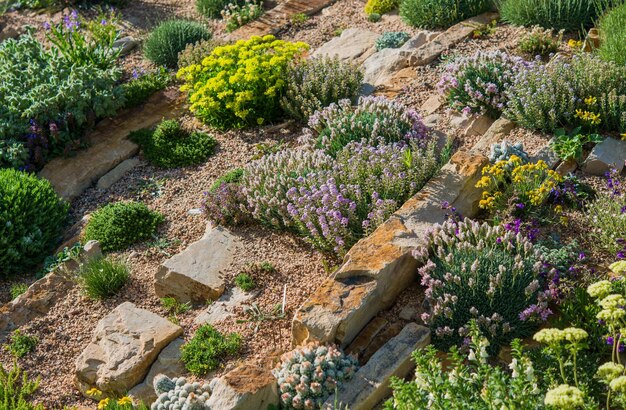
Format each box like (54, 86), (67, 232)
(400, 0), (492, 29)
(144, 20), (212, 68)
(0, 169), (69, 276)
(364, 0), (398, 15)
(84, 201), (164, 252)
(196, 0), (229, 18)
(129, 120), (217, 168)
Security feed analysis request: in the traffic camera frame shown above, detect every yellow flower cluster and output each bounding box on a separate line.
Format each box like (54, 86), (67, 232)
(177, 35), (309, 129)
(533, 327), (588, 345)
(544, 384), (584, 409)
(567, 39), (583, 48)
(587, 280), (613, 299)
(597, 362), (625, 383)
(87, 388), (132, 409)
(611, 261), (626, 275)
(477, 156), (562, 213)
(575, 109), (601, 126)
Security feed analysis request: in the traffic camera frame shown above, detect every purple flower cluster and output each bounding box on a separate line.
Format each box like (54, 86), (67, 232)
(63, 10), (81, 32)
(202, 183), (249, 226)
(438, 50), (532, 118)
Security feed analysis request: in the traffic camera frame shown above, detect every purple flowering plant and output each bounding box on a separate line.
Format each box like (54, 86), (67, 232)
(438, 50), (533, 118)
(415, 218), (552, 353)
(44, 8), (121, 70)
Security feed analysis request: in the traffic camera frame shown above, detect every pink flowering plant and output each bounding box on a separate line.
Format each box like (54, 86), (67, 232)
(438, 50), (532, 118)
(416, 218), (552, 353)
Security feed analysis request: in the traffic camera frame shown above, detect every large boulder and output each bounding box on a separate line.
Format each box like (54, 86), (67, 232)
(75, 302), (182, 397)
(312, 28), (379, 64)
(155, 226), (242, 305)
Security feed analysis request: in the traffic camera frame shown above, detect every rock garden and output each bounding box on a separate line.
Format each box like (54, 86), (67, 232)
(2, 0), (626, 408)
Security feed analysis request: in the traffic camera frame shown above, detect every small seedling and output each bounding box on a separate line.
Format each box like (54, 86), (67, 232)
(251, 141), (284, 160)
(161, 297), (191, 324)
(234, 273), (256, 292)
(9, 283), (28, 300)
(291, 12), (309, 27)
(259, 261), (275, 273)
(5, 330), (38, 358)
(147, 236), (182, 257)
(134, 177), (167, 199)
(237, 303), (286, 334)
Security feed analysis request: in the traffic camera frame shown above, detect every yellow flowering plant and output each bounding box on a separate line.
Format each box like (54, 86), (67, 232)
(177, 35), (309, 129)
(476, 155), (563, 219)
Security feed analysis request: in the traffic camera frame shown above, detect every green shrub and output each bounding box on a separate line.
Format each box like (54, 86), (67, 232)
(364, 0), (398, 14)
(419, 219), (548, 353)
(496, 0), (621, 31)
(78, 257), (130, 299)
(84, 201), (164, 252)
(280, 57), (363, 122)
(129, 120), (217, 168)
(196, 0), (229, 18)
(234, 273), (255, 291)
(505, 54), (626, 133)
(0, 169), (69, 276)
(177, 35), (308, 129)
(181, 325), (241, 375)
(0, 361), (43, 410)
(0, 34), (123, 170)
(5, 330), (37, 359)
(210, 168), (244, 192)
(121, 67), (171, 110)
(597, 2), (626, 66)
(144, 20), (212, 68)
(518, 26), (563, 57)
(9, 284), (28, 300)
(375, 31), (410, 51)
(177, 38), (224, 68)
(400, 0), (492, 29)
(368, 12), (382, 22)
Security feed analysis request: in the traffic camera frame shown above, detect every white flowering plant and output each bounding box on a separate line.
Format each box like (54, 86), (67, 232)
(385, 321), (543, 409)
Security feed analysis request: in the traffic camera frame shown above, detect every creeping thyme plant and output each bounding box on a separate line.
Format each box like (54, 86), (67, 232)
(177, 35), (308, 129)
(438, 50), (532, 118)
(416, 218), (551, 353)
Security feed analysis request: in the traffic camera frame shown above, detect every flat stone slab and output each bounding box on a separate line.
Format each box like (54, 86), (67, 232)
(194, 287), (258, 325)
(39, 89), (182, 201)
(312, 28), (379, 64)
(75, 302), (182, 397)
(292, 151), (488, 348)
(323, 323), (430, 410)
(97, 158), (141, 190)
(583, 137), (626, 175)
(207, 361), (279, 409)
(128, 338), (186, 405)
(155, 226), (242, 305)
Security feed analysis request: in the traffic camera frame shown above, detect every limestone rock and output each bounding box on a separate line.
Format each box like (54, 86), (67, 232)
(400, 31), (432, 50)
(97, 158), (140, 190)
(113, 36), (138, 56)
(362, 48), (412, 87)
(75, 302), (182, 397)
(292, 151), (488, 348)
(583, 137), (626, 176)
(323, 323), (431, 410)
(556, 159), (577, 176)
(128, 338), (186, 405)
(194, 287), (258, 325)
(155, 226), (241, 305)
(420, 94), (442, 116)
(312, 28), (379, 64)
(206, 362), (279, 409)
(470, 117), (517, 154)
(530, 137), (560, 169)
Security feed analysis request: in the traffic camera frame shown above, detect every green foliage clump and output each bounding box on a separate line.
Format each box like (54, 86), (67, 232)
(367, 12), (382, 22)
(222, 0), (264, 32)
(519, 26), (563, 57)
(0, 361), (43, 410)
(375, 31), (410, 51)
(9, 284), (28, 300)
(5, 330), (37, 359)
(144, 20), (212, 68)
(39, 242), (83, 278)
(177, 38), (224, 68)
(550, 127), (603, 162)
(210, 168), (244, 192)
(597, 2), (626, 66)
(129, 120), (217, 168)
(505, 54), (626, 133)
(234, 273), (256, 291)
(177, 35), (308, 129)
(78, 257), (130, 299)
(418, 219), (547, 354)
(496, 0), (621, 32)
(181, 325), (241, 375)
(400, 0), (493, 29)
(385, 324), (543, 410)
(121, 68), (171, 110)
(196, 0), (229, 18)
(364, 0), (398, 15)
(0, 169), (69, 276)
(0, 33), (123, 169)
(84, 201), (164, 252)
(281, 57), (363, 122)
